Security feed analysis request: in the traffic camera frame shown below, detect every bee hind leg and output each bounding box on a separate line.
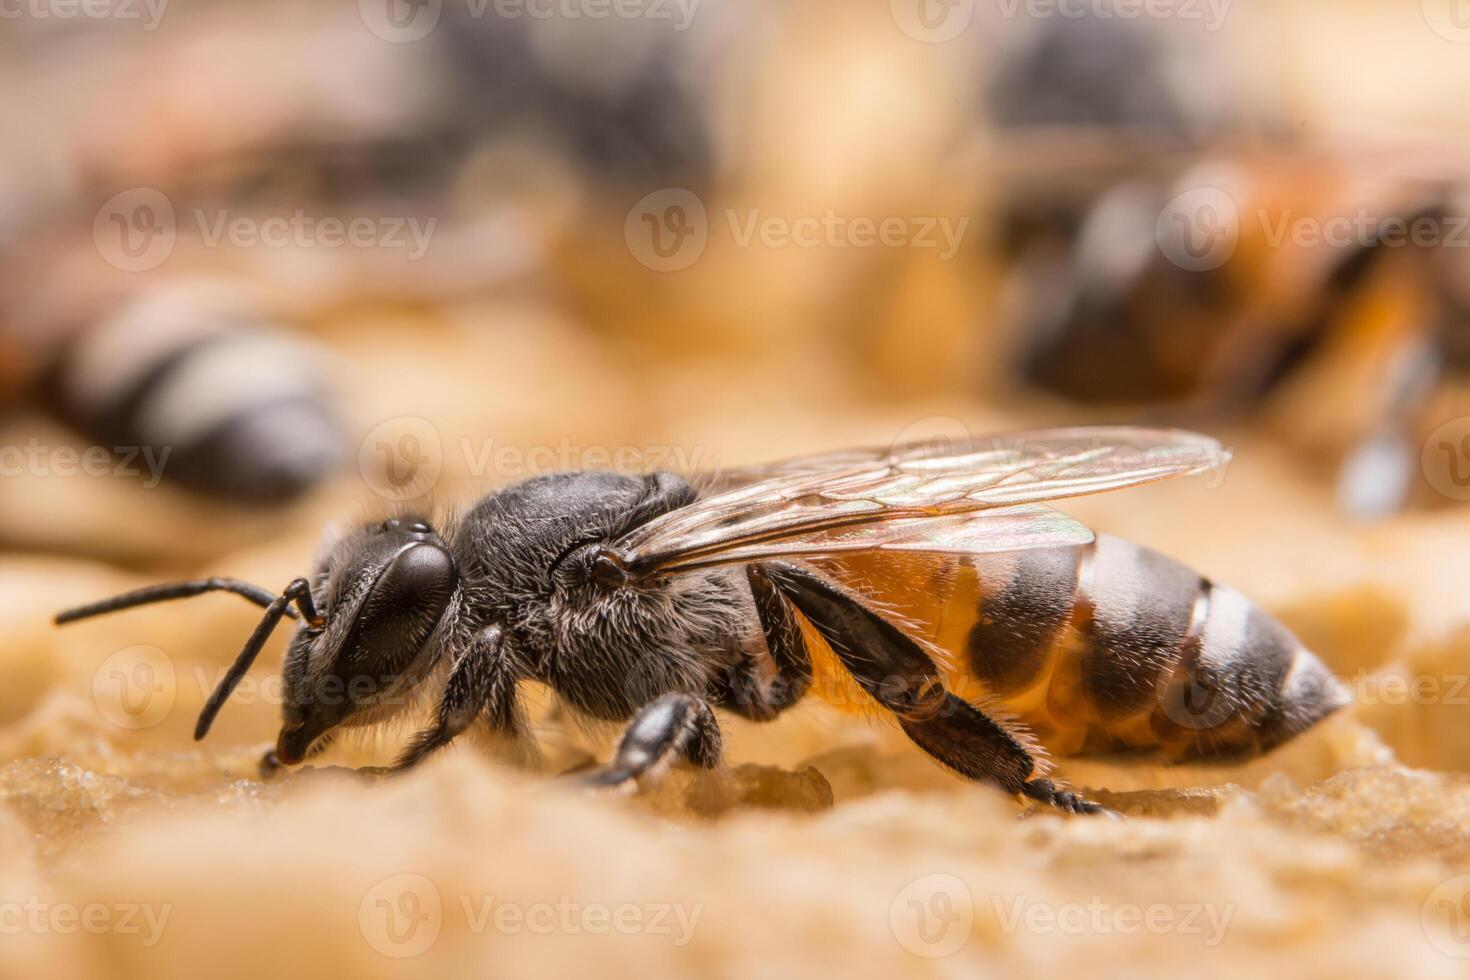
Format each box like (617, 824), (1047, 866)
(759, 560), (1114, 817)
(580, 693), (722, 793)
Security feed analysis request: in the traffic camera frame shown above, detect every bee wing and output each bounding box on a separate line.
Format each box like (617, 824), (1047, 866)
(629, 505), (1093, 571)
(621, 426), (1226, 575)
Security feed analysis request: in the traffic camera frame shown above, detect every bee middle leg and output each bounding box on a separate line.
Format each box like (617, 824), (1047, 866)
(709, 565), (815, 721)
(580, 693), (722, 792)
(392, 625), (529, 771)
(758, 561), (1111, 816)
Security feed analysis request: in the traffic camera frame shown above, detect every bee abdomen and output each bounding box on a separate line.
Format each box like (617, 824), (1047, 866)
(1150, 582), (1347, 760)
(44, 285), (343, 504)
(1072, 536), (1204, 722)
(965, 535), (1346, 758)
(964, 546), (1080, 696)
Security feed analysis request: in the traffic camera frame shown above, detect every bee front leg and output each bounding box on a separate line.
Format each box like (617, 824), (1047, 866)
(758, 561), (1114, 817)
(580, 693), (722, 793)
(392, 625), (529, 772)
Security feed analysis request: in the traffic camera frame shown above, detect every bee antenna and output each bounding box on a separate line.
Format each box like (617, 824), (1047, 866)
(54, 578), (301, 625)
(195, 578), (315, 741)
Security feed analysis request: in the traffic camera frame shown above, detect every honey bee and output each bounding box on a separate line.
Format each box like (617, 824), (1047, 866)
(1009, 152), (1466, 515)
(975, 0), (1470, 516)
(55, 427), (1346, 815)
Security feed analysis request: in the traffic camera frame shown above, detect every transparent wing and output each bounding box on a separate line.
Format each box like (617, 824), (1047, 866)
(643, 505), (1094, 572)
(620, 426), (1225, 575)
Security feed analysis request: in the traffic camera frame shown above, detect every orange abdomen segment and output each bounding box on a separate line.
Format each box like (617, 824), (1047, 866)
(819, 534), (1346, 760)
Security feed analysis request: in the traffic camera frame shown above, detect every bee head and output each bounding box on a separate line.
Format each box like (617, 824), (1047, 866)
(270, 517), (459, 767)
(54, 515), (460, 772)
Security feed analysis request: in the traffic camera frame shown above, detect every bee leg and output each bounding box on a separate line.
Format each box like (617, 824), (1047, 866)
(581, 693), (722, 793)
(391, 625), (528, 771)
(759, 561), (1111, 816)
(714, 565), (814, 721)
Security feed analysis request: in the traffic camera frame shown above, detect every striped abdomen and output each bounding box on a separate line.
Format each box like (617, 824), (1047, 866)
(43, 283), (343, 504)
(945, 534), (1346, 760)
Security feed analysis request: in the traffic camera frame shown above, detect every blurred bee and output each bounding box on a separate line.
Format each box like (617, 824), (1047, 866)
(983, 11), (1470, 516)
(985, 14), (1234, 260)
(57, 427), (1345, 815)
(0, 6), (725, 510)
(5, 279), (344, 505)
(64, 7), (722, 309)
(1008, 152), (1466, 517)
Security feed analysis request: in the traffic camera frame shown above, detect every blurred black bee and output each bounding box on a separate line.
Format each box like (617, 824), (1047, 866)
(144, 10), (717, 228)
(985, 14), (1232, 258)
(983, 12), (1238, 400)
(57, 427), (1345, 815)
(36, 284), (343, 505)
(436, 10), (714, 196)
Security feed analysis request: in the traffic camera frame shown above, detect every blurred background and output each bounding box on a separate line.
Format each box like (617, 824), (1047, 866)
(12, 1), (1470, 976)
(7, 0), (1470, 558)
